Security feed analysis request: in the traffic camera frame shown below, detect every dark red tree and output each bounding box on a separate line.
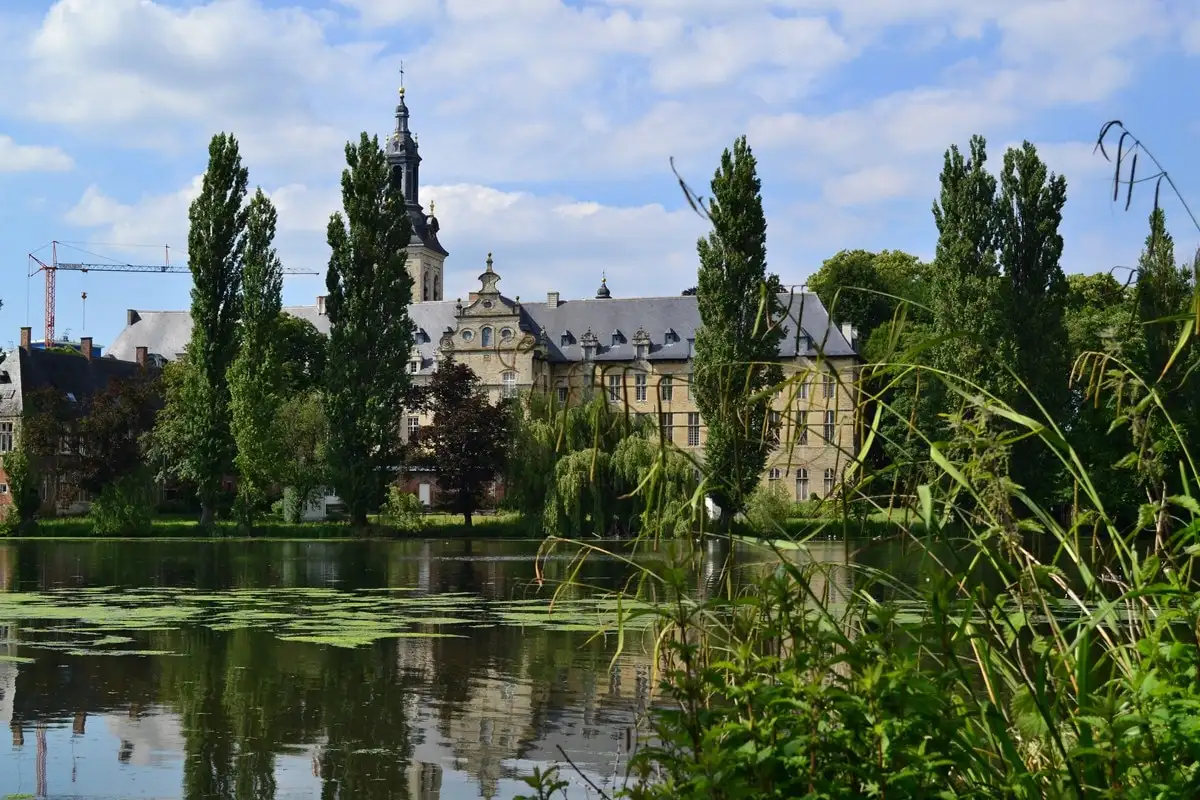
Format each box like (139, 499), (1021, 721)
(414, 360), (511, 527)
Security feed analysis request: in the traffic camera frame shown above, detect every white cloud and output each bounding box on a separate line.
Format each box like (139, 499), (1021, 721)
(334, 0), (440, 27)
(0, 135), (73, 172)
(823, 166), (917, 206)
(62, 178), (713, 302)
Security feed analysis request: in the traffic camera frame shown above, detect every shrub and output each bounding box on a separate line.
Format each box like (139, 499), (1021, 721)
(88, 475), (153, 536)
(379, 486), (425, 531)
(743, 482), (792, 534)
(1, 445), (40, 532)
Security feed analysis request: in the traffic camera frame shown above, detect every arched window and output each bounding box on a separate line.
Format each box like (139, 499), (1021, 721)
(481, 326), (493, 347)
(423, 274), (430, 301)
(501, 371), (517, 399)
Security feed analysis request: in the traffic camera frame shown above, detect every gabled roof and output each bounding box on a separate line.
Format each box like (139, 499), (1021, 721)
(0, 347), (146, 417)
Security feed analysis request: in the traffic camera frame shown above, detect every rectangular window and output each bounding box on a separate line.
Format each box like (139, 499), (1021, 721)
(823, 372), (835, 399)
(824, 410), (835, 444)
(635, 373), (647, 402)
(407, 416), (420, 443)
(660, 412), (673, 442)
(687, 413), (701, 447)
(608, 373), (621, 402)
(768, 467), (781, 485)
(59, 435), (74, 456)
(0, 422), (12, 453)
(823, 468), (835, 497)
(557, 385), (568, 404)
(799, 378), (809, 400)
(687, 370), (694, 400)
(798, 411), (808, 445)
(796, 469), (809, 501)
(659, 375), (673, 401)
(768, 410), (781, 446)
(409, 360), (420, 374)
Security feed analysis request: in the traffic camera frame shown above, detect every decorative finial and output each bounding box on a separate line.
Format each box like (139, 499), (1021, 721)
(486, 252), (494, 272)
(399, 60), (405, 93)
(429, 200), (436, 215)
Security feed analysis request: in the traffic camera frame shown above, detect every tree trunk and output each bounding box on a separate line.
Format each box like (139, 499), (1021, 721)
(351, 509), (369, 531)
(199, 503), (215, 528)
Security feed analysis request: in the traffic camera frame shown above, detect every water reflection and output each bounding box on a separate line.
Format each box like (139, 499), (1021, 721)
(2, 538), (739, 799)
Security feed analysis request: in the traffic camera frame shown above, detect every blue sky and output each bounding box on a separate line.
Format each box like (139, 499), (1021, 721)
(0, 0), (1198, 348)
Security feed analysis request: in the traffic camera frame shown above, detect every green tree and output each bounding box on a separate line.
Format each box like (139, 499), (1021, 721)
(506, 389), (697, 537)
(323, 132), (415, 529)
(1124, 210), (1198, 510)
(1064, 272), (1139, 520)
(807, 249), (894, 340)
(180, 132), (249, 527)
(278, 389), (329, 523)
(929, 135), (1011, 399)
(414, 360), (511, 527)
(228, 189), (284, 527)
(276, 313), (326, 394)
(996, 142), (1070, 505)
(693, 135), (784, 521)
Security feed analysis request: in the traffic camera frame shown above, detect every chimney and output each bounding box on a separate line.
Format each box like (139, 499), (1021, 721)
(547, 291), (559, 308)
(317, 295), (326, 316)
(840, 322), (855, 349)
(19, 327), (31, 350)
(80, 337), (93, 361)
(135, 346), (148, 369)
(126, 309), (141, 327)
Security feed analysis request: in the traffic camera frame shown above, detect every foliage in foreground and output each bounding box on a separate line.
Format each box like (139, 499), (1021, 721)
(520, 126), (1200, 799)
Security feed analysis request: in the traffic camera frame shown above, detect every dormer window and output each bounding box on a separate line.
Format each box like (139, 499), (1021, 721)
(664, 329), (679, 345)
(409, 359), (420, 374)
(636, 344), (647, 360)
(611, 330), (623, 347)
(560, 331), (573, 347)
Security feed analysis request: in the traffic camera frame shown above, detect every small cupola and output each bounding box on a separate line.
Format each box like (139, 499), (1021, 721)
(595, 274), (611, 299)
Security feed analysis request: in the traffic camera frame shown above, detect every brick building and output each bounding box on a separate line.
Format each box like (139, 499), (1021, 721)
(0, 327), (151, 516)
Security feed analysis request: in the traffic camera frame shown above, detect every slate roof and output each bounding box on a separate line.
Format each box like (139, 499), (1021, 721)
(0, 347), (146, 417)
(106, 292), (857, 371)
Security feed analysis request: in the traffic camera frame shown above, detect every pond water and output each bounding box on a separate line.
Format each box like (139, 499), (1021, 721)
(0, 537), (827, 800)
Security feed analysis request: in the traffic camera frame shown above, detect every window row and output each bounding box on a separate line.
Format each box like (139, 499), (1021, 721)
(768, 466), (837, 500)
(765, 410), (838, 446)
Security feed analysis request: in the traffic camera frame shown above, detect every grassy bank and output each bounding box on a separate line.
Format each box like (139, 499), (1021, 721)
(2, 511), (536, 539)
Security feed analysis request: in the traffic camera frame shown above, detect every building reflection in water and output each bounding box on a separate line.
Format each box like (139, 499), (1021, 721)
(0, 536), (852, 799)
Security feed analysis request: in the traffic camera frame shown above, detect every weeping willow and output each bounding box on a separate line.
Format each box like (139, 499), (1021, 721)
(506, 388), (700, 538)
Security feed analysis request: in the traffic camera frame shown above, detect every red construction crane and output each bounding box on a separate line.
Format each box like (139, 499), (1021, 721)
(28, 241), (318, 345)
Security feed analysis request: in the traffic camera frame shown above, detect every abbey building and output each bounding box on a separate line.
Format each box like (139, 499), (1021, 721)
(107, 89), (861, 503)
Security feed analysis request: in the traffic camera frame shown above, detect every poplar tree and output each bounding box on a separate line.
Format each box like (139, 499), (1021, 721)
(929, 135), (1011, 400)
(997, 142), (1069, 504)
(324, 132), (415, 529)
(181, 133), (248, 527)
(228, 189), (284, 527)
(693, 135), (784, 521)
(1128, 210), (1197, 503)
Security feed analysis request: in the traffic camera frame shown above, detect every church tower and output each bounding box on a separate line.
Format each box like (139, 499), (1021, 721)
(386, 85), (448, 302)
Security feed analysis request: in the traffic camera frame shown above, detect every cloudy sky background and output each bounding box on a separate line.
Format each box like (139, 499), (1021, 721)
(0, 0), (1198, 348)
